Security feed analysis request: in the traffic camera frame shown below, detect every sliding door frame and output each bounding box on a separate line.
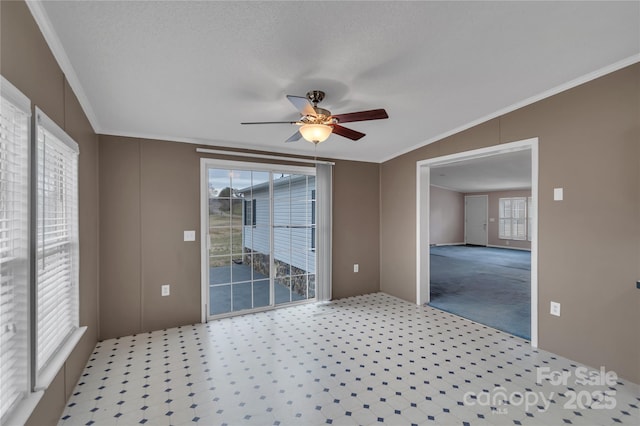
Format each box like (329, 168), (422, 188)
(199, 158), (316, 322)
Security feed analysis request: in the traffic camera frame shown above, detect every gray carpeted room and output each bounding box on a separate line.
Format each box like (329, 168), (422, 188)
(427, 151), (533, 340)
(429, 244), (531, 339)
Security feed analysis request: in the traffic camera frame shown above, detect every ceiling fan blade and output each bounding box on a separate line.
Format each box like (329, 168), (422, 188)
(284, 131), (303, 143)
(286, 95), (316, 117)
(331, 124), (365, 141)
(332, 108), (388, 123)
(241, 121), (299, 125)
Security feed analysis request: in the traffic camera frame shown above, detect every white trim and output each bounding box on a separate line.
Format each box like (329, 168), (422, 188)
(416, 160), (430, 305)
(2, 391), (44, 426)
(464, 195), (488, 246)
(1, 76), (32, 114)
(199, 159), (208, 324)
(417, 138), (538, 168)
(34, 327), (86, 391)
(199, 158), (317, 321)
(530, 141), (539, 348)
(25, 1), (100, 133)
(417, 138), (539, 347)
(432, 242), (465, 247)
(196, 148), (335, 166)
(35, 107), (79, 153)
(384, 54), (640, 163)
(487, 244), (531, 252)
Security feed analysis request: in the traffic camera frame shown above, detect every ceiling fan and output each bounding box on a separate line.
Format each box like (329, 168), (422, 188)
(241, 90), (388, 144)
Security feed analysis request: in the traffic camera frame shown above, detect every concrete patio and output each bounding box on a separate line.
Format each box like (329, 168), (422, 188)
(209, 263), (308, 315)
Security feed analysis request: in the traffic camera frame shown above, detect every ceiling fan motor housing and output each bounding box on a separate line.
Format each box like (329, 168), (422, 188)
(306, 90), (325, 105)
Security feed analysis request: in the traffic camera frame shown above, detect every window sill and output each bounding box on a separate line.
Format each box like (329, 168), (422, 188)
(35, 326), (87, 392)
(3, 390), (44, 426)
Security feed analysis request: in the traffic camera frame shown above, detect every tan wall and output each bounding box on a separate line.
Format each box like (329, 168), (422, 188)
(429, 186), (464, 245)
(1, 1), (100, 424)
(98, 138), (143, 338)
(332, 160), (380, 299)
(380, 64), (640, 383)
(429, 186), (532, 249)
(99, 136), (202, 338)
(99, 136), (380, 338)
(468, 189), (532, 250)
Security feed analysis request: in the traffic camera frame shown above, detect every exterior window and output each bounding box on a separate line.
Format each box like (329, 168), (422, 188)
(499, 197), (527, 240)
(0, 77), (30, 424)
(244, 198), (256, 226)
(34, 108), (83, 388)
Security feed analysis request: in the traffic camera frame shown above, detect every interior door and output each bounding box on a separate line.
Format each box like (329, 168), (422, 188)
(465, 195), (488, 246)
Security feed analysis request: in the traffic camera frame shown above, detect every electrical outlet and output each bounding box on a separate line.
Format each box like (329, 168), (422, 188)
(161, 285), (170, 296)
(550, 301), (561, 316)
(353, 264), (359, 273)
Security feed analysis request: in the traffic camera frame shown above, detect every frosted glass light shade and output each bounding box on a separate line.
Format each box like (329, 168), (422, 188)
(299, 124), (332, 143)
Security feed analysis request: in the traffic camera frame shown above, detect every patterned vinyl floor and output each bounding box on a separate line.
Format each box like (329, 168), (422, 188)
(59, 293), (639, 425)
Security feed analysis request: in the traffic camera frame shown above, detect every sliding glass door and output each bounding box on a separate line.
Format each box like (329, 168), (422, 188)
(273, 173), (316, 305)
(203, 162), (316, 317)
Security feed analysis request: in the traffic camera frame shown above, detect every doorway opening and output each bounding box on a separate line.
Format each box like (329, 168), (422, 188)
(416, 139), (538, 346)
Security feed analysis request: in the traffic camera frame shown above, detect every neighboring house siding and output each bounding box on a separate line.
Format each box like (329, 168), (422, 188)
(245, 197), (270, 254)
(242, 175), (316, 274)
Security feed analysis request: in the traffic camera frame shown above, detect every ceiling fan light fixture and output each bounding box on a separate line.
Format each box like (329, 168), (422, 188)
(299, 123), (332, 144)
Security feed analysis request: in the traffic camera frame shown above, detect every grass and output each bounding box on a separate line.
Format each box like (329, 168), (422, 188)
(209, 212), (243, 267)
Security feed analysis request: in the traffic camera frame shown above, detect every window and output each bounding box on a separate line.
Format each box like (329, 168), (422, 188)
(499, 197), (527, 240)
(0, 77), (31, 423)
(34, 108), (84, 389)
(243, 198), (256, 226)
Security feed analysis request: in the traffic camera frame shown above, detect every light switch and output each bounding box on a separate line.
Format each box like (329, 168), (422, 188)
(353, 264), (359, 273)
(550, 301), (561, 316)
(161, 285), (170, 296)
(553, 188), (563, 201)
(184, 230), (196, 241)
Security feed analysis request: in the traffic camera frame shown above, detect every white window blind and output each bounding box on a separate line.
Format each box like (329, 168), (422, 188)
(499, 197), (527, 241)
(35, 108), (80, 386)
(0, 77), (31, 423)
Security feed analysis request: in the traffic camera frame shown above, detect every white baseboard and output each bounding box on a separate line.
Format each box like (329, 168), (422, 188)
(430, 242), (465, 247)
(487, 244), (531, 252)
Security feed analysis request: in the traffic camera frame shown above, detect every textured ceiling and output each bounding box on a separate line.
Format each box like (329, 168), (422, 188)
(430, 150), (531, 193)
(33, 1), (639, 163)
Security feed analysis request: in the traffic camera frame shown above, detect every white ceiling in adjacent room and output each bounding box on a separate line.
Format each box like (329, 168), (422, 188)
(32, 1), (639, 163)
(430, 149), (532, 193)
